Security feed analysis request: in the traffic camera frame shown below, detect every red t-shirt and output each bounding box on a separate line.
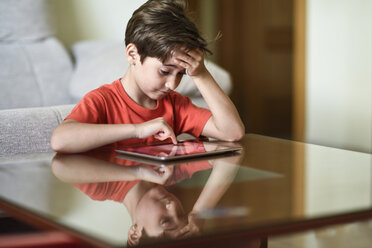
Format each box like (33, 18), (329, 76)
(66, 79), (212, 146)
(72, 151), (143, 203)
(74, 162), (212, 203)
(73, 151), (212, 203)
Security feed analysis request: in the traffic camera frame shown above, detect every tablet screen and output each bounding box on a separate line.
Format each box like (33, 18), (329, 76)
(115, 140), (241, 161)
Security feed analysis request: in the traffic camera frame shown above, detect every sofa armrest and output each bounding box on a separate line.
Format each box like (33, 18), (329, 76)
(0, 105), (74, 156)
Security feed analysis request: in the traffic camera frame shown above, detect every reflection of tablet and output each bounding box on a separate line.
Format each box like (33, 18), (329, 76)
(115, 140), (242, 161)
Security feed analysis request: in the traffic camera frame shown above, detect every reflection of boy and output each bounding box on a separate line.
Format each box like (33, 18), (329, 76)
(52, 148), (242, 246)
(62, 152), (212, 245)
(77, 164), (212, 243)
(51, 0), (244, 154)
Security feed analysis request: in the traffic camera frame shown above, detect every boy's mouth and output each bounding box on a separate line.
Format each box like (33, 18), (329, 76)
(160, 90), (171, 95)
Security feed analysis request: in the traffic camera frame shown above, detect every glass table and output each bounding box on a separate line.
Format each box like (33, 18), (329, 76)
(0, 134), (371, 247)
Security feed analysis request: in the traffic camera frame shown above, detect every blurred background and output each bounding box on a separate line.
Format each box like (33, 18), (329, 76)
(50, 0), (371, 153)
(0, 1), (370, 245)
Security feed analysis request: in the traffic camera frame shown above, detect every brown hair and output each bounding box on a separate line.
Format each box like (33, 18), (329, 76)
(125, 0), (211, 63)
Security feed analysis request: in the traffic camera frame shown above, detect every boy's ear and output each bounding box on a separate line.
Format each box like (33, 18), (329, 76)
(126, 43), (140, 65)
(127, 224), (143, 246)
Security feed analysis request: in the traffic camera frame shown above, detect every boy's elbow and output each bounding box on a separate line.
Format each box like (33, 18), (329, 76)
(223, 125), (245, 142)
(50, 132), (66, 153)
(235, 122), (246, 140)
(230, 128), (245, 141)
(236, 129), (246, 141)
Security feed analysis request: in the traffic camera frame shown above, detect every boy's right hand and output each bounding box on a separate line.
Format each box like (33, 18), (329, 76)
(135, 117), (177, 144)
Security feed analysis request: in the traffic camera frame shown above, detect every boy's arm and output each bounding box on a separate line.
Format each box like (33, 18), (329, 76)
(50, 117), (177, 153)
(51, 153), (172, 185)
(175, 154), (240, 237)
(174, 49), (245, 141)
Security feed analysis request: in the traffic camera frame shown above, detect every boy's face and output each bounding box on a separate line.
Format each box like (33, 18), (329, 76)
(132, 53), (186, 101)
(134, 185), (187, 238)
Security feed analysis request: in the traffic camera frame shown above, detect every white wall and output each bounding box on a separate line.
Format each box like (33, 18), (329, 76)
(51, 0), (147, 48)
(306, 0), (372, 153)
(305, 0), (372, 218)
(305, 144), (372, 216)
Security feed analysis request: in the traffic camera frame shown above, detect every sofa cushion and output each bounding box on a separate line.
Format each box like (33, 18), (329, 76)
(0, 0), (54, 41)
(69, 41), (128, 103)
(69, 41), (232, 108)
(0, 38), (73, 109)
(0, 105), (74, 156)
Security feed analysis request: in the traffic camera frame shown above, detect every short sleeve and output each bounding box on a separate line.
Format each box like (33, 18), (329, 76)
(172, 93), (212, 136)
(65, 89), (107, 124)
(165, 160), (212, 186)
(73, 181), (139, 202)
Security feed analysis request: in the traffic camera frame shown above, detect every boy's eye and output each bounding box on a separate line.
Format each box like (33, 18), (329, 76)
(160, 70), (170, 75)
(178, 71), (186, 76)
(160, 217), (170, 226)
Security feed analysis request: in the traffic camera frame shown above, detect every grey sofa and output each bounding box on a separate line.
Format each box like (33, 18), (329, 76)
(0, 0), (232, 156)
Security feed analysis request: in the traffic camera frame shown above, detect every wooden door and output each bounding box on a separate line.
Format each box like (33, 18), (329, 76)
(217, 0), (294, 139)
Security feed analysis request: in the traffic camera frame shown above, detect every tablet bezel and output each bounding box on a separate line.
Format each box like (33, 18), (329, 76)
(114, 140), (242, 161)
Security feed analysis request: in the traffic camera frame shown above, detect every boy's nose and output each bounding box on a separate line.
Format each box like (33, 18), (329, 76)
(165, 78), (179, 91)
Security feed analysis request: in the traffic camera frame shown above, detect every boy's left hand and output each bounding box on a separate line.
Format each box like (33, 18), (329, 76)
(175, 212), (204, 238)
(136, 165), (173, 185)
(173, 48), (208, 78)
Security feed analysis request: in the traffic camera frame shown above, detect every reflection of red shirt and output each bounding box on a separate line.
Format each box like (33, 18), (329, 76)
(75, 180), (139, 203)
(73, 152), (212, 203)
(165, 161), (212, 186)
(66, 79), (212, 146)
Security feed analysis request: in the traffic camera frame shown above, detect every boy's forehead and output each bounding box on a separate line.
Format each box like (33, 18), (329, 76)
(162, 55), (184, 70)
(143, 52), (185, 71)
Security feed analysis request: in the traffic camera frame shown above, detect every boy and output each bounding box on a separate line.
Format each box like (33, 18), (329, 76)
(51, 0), (244, 153)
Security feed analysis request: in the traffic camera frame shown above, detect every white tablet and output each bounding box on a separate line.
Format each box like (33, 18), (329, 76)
(115, 140), (242, 161)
